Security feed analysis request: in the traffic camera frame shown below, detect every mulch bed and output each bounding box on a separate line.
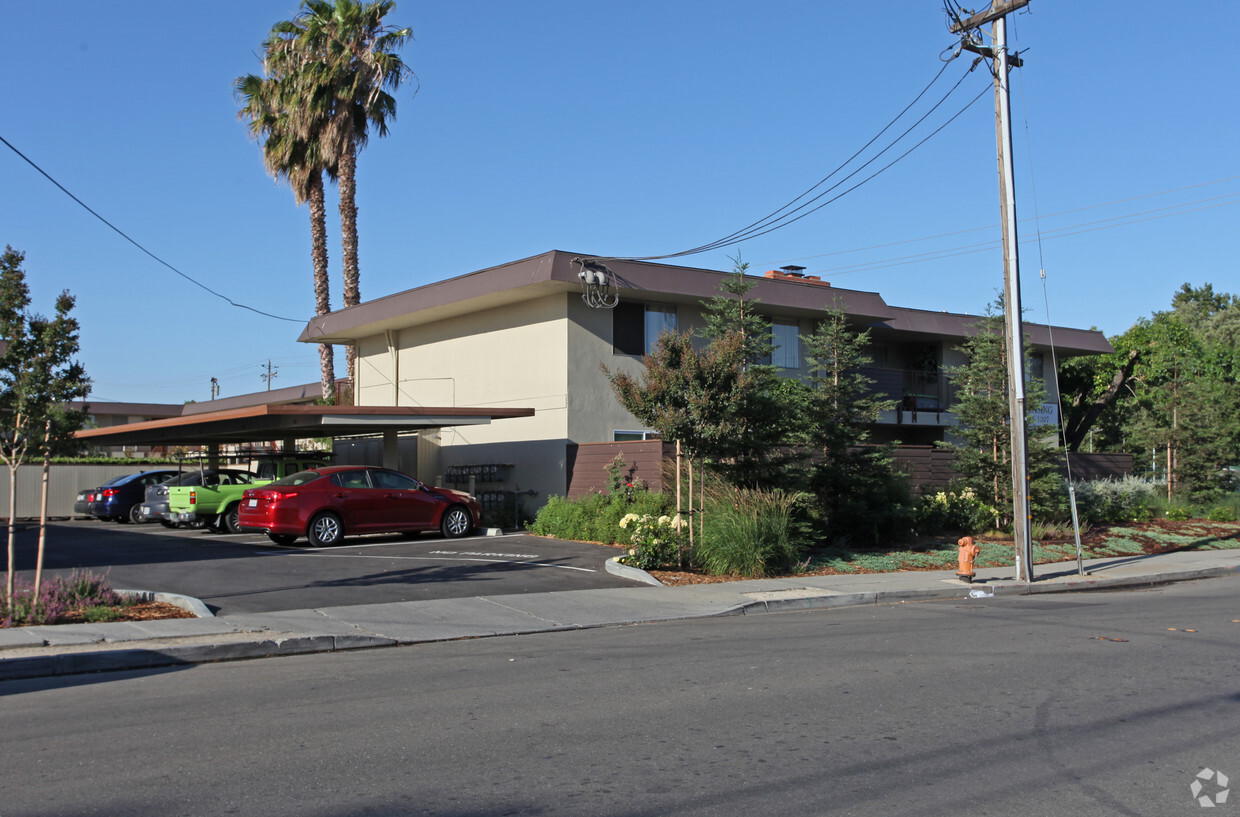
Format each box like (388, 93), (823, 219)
(55, 601), (198, 625)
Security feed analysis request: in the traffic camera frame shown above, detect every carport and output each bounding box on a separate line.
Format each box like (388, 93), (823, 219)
(74, 404), (536, 470)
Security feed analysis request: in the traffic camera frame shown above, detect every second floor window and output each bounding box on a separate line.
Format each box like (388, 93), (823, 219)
(614, 302), (678, 355)
(771, 320), (800, 369)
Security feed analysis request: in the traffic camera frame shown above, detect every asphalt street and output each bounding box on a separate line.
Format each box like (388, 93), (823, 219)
(3, 576), (1238, 816)
(10, 520), (635, 614)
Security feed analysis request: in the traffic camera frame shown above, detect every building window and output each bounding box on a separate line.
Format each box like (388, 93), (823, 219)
(1028, 353), (1045, 382)
(614, 430), (661, 441)
(771, 320), (800, 369)
(613, 302), (678, 355)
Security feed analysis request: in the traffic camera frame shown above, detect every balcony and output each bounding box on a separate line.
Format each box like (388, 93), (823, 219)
(862, 367), (959, 427)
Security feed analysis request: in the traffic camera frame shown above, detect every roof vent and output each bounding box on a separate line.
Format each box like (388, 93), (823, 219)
(779, 265), (806, 278)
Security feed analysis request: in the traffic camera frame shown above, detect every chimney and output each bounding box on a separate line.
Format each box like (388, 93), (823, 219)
(763, 265), (830, 286)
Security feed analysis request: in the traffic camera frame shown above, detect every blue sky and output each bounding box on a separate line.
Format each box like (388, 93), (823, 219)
(2, 1), (1236, 405)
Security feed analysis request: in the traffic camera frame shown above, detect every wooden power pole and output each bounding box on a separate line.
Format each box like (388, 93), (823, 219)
(951, 0), (1035, 582)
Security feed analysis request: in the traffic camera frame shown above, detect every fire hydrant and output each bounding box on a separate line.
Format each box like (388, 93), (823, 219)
(956, 536), (981, 583)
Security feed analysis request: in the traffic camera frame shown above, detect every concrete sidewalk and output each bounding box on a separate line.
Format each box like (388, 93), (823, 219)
(3, 548), (1238, 681)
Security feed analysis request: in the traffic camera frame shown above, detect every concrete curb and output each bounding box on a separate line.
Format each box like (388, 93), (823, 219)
(4, 558), (1238, 681)
(0, 632), (397, 681)
(117, 589), (214, 619)
(603, 556), (662, 586)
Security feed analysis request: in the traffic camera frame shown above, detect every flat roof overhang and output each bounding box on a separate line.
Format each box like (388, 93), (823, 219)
(74, 405), (536, 447)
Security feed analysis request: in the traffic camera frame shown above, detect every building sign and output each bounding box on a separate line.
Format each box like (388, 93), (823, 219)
(1029, 402), (1059, 428)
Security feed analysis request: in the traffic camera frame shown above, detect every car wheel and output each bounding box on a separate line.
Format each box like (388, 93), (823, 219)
(128, 504), (145, 524)
(267, 533), (297, 546)
(219, 503), (241, 534)
(307, 512), (343, 547)
(440, 505), (473, 539)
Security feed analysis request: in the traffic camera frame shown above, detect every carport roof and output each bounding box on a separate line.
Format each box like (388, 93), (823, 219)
(74, 405), (536, 447)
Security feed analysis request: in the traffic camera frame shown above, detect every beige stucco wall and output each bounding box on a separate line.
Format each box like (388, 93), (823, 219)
(354, 293), (573, 502)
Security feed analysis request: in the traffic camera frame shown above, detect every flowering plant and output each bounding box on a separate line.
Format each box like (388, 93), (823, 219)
(616, 513), (683, 570)
(913, 486), (996, 535)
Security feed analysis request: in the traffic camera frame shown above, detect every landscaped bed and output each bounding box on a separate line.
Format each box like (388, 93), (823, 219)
(640, 519), (1240, 586)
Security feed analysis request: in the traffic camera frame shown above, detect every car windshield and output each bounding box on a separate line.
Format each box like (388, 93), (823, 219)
(268, 470), (325, 487)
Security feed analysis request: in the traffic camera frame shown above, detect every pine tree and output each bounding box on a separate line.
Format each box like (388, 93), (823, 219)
(802, 304), (906, 543)
(944, 300), (1060, 529)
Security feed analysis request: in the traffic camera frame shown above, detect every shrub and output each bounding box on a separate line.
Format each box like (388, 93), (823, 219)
(696, 485), (809, 577)
(1165, 506), (1192, 521)
(527, 489), (671, 544)
(1208, 506), (1237, 523)
(913, 486), (995, 536)
(1070, 477), (1164, 524)
(616, 513), (683, 570)
(1, 570), (129, 628)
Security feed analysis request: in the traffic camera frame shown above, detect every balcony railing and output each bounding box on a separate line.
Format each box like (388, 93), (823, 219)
(861, 367), (959, 425)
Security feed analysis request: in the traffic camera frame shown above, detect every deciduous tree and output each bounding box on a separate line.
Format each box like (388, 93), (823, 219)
(0, 247), (90, 601)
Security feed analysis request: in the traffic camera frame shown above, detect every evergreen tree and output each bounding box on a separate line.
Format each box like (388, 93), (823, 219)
(802, 305), (906, 543)
(944, 301), (1061, 529)
(698, 254), (773, 364)
(692, 255), (798, 486)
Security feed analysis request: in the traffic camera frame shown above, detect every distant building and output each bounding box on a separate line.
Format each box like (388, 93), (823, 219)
(73, 380), (339, 458)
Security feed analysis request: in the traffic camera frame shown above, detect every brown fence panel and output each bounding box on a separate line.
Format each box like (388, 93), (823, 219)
(1064, 452), (1133, 480)
(565, 444), (1133, 502)
(565, 441), (674, 500)
(891, 446), (957, 494)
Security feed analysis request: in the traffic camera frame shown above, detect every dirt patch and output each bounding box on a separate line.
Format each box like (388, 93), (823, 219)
(56, 601), (198, 624)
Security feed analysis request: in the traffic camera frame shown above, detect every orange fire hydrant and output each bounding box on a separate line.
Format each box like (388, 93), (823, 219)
(956, 536), (981, 583)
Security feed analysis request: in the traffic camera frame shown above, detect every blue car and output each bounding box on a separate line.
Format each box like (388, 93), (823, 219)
(87, 470), (180, 524)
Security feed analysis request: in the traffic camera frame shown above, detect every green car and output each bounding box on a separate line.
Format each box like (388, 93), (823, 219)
(166, 457), (325, 533)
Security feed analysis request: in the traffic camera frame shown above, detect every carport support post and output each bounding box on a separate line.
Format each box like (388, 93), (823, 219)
(382, 429), (399, 470)
(282, 437), (296, 455)
(207, 443), (220, 470)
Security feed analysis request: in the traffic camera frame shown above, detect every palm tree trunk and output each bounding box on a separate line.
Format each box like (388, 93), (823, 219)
(338, 142), (361, 386)
(308, 171), (336, 402)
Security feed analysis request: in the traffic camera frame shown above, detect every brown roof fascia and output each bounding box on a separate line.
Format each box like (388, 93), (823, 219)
(181, 381), (327, 415)
(299, 251), (563, 344)
(586, 256), (894, 323)
(75, 404), (537, 444)
(871, 306), (1114, 355)
(298, 250), (895, 343)
(71, 401), (182, 418)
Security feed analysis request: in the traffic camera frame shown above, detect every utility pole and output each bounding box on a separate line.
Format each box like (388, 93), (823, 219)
(210, 377), (219, 400)
(261, 359), (279, 392)
(951, 0), (1034, 582)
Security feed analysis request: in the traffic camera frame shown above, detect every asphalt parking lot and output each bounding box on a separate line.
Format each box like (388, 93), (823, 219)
(10, 520), (637, 615)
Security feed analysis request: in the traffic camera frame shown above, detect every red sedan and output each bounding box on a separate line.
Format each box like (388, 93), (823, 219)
(238, 466), (482, 547)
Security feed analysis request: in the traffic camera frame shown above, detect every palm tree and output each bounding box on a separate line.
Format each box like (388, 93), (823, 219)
(266, 0), (413, 385)
(235, 71), (337, 402)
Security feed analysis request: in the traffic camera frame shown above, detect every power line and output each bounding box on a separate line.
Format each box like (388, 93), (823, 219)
(0, 133), (305, 324)
(588, 55), (989, 264)
(802, 193), (1239, 277)
(762, 174), (1240, 266)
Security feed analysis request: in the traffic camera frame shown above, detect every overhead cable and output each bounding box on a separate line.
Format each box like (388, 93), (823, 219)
(0, 133), (305, 324)
(587, 53), (988, 265)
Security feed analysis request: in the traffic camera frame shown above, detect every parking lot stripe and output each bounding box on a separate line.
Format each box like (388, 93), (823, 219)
(254, 551), (598, 572)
